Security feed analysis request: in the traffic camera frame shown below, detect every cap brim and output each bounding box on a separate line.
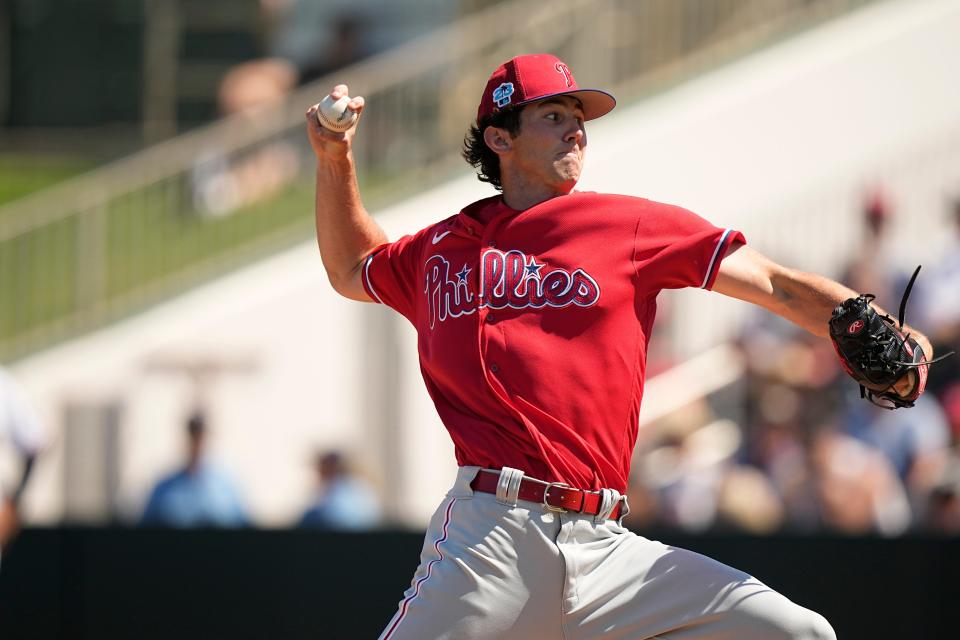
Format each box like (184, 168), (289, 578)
(516, 88), (616, 121)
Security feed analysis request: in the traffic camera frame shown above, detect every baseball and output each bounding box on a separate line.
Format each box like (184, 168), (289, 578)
(315, 94), (358, 132)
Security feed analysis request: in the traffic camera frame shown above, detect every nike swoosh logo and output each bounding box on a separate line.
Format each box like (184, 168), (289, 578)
(432, 230), (452, 245)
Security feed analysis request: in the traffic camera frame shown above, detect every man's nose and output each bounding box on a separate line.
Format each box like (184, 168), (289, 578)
(565, 125), (584, 145)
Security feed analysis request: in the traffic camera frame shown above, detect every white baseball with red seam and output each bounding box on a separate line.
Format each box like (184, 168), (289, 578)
(316, 94), (358, 132)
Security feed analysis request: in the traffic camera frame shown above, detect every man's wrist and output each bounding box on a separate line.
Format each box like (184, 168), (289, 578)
(317, 151), (355, 175)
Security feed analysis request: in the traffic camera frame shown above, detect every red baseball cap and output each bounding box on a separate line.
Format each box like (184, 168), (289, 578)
(476, 54), (616, 124)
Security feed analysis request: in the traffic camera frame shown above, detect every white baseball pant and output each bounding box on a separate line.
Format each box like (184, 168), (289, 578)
(378, 466), (836, 640)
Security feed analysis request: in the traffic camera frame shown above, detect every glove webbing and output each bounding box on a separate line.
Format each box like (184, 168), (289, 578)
(860, 265), (954, 409)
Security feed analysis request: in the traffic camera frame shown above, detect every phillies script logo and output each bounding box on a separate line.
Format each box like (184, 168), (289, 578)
(423, 249), (601, 329)
(555, 62), (574, 87)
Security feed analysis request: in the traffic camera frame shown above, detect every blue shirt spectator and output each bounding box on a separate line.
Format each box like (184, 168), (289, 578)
(300, 451), (381, 530)
(142, 461), (248, 528)
(141, 412), (248, 528)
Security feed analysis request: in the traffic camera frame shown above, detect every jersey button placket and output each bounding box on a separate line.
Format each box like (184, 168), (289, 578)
(479, 233), (497, 323)
(478, 231), (503, 382)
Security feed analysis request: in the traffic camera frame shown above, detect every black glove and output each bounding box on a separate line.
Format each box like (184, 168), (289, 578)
(829, 266), (952, 409)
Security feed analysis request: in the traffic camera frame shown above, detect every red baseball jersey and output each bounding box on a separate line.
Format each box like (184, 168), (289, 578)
(362, 192), (743, 492)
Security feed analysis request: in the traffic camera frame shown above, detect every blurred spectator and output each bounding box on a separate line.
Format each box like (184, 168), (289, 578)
(0, 367), (48, 559)
(821, 426), (910, 535)
(913, 194), (960, 400)
(194, 0), (464, 217)
(621, 472), (660, 531)
(220, 0), (460, 111)
(191, 142), (300, 217)
(926, 457), (960, 534)
(299, 450), (381, 530)
(715, 464), (785, 534)
(141, 412), (248, 528)
(800, 425), (911, 536)
(750, 419), (814, 530)
(914, 195), (960, 341)
(841, 188), (904, 308)
(841, 395), (950, 516)
(941, 384), (960, 444)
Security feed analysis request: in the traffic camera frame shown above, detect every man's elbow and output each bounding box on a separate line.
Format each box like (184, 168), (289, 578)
(326, 271), (354, 298)
(326, 267), (371, 302)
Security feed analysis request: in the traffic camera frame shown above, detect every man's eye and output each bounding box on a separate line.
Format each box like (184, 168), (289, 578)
(546, 112), (559, 120)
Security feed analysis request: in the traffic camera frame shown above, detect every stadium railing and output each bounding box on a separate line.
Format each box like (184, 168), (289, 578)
(0, 0), (878, 361)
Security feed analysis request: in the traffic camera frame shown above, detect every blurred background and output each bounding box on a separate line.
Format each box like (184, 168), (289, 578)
(1, 0), (959, 637)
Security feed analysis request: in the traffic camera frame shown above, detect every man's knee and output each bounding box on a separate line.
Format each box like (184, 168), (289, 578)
(725, 593), (836, 640)
(796, 609), (837, 640)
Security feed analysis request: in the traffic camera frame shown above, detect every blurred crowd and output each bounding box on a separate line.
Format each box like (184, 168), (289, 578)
(624, 191), (960, 537)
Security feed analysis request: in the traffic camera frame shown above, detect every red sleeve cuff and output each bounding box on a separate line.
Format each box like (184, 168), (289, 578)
(701, 229), (745, 290)
(360, 247), (388, 304)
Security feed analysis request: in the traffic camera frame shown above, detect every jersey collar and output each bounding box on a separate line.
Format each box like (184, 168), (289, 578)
(454, 195), (519, 237)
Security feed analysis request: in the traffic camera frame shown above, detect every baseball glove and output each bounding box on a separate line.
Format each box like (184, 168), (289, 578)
(829, 266), (953, 409)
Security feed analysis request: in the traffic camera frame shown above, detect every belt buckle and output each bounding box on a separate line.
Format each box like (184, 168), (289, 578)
(542, 482), (571, 513)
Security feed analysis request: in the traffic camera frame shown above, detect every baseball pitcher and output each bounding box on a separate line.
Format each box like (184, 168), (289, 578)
(306, 54), (938, 639)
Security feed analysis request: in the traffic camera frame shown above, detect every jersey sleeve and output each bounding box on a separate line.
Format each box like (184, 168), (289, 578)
(633, 203), (744, 294)
(0, 368), (48, 456)
(360, 231), (425, 323)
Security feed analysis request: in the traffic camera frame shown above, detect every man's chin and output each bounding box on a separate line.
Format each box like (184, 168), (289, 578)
(554, 162), (581, 183)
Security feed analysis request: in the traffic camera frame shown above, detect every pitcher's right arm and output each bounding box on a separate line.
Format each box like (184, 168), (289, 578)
(306, 85), (387, 301)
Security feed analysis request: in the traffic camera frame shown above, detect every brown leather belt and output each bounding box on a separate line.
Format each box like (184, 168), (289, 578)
(470, 470), (624, 520)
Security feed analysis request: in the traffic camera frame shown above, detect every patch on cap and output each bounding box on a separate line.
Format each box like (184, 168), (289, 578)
(493, 82), (514, 108)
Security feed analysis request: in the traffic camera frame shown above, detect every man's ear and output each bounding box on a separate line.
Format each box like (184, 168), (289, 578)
(483, 126), (512, 154)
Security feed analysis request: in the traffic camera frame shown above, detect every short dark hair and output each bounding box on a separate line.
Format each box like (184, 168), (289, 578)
(187, 411), (206, 437)
(461, 106), (524, 191)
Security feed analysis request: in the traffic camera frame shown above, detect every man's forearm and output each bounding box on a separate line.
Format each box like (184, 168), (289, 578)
(768, 268), (857, 337)
(305, 87), (386, 300)
(715, 246), (857, 337)
(314, 153), (387, 292)
(770, 268), (933, 358)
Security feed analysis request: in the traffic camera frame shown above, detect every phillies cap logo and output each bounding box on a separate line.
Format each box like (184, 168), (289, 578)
(493, 82), (514, 107)
(555, 62), (573, 87)
(848, 319), (865, 334)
